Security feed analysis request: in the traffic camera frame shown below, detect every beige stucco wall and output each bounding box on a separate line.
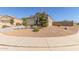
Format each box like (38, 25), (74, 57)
(0, 19), (23, 28)
(48, 16), (53, 27)
(14, 19), (23, 25)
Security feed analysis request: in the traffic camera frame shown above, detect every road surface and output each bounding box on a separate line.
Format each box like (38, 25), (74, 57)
(0, 30), (79, 50)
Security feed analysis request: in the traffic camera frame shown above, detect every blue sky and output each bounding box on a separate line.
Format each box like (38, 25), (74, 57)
(0, 7), (79, 22)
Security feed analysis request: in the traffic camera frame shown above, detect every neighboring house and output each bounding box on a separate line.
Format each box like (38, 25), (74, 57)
(52, 21), (74, 26)
(0, 16), (14, 27)
(25, 12), (53, 27)
(0, 15), (23, 28)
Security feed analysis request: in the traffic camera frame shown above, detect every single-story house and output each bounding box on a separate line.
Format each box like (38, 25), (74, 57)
(0, 15), (23, 28)
(25, 12), (53, 27)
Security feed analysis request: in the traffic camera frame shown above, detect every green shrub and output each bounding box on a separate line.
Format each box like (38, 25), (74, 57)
(2, 25), (10, 28)
(33, 27), (40, 32)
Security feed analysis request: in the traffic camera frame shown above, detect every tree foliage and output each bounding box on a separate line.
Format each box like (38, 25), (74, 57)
(33, 26), (40, 32)
(37, 13), (48, 27)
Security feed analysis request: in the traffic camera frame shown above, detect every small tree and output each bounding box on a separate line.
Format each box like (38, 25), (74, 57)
(10, 19), (14, 25)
